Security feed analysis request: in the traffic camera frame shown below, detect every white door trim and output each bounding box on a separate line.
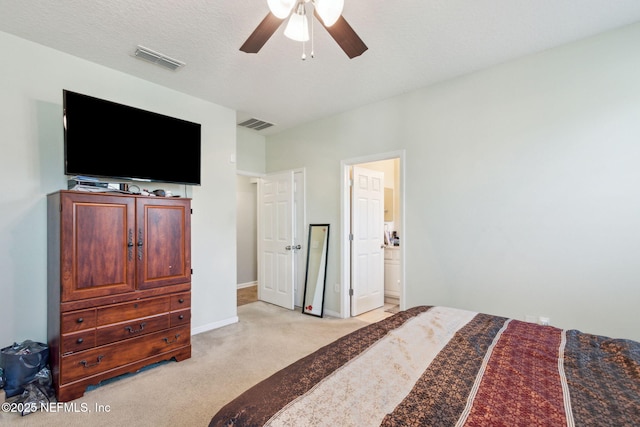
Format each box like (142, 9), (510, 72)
(293, 169), (307, 308)
(339, 150), (406, 318)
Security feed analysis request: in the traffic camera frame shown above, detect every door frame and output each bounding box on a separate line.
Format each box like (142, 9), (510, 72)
(339, 150), (406, 318)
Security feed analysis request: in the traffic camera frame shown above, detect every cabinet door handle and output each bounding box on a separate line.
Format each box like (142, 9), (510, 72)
(137, 228), (144, 260)
(79, 355), (104, 368)
(178, 298), (184, 304)
(127, 229), (134, 261)
(178, 314), (184, 320)
(163, 334), (181, 344)
(76, 338), (84, 344)
(125, 322), (146, 334)
(77, 317), (84, 324)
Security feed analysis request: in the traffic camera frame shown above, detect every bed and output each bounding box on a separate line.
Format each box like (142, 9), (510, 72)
(210, 306), (640, 426)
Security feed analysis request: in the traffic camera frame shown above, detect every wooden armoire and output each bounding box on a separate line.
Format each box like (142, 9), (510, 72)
(47, 191), (192, 401)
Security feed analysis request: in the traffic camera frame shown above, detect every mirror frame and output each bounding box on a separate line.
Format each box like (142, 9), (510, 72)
(302, 224), (330, 317)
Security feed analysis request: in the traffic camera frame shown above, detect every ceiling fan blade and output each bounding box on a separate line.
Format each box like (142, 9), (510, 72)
(315, 11), (368, 59)
(240, 12), (284, 54)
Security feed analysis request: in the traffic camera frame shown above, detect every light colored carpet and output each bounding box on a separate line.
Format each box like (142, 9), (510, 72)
(2, 302), (369, 427)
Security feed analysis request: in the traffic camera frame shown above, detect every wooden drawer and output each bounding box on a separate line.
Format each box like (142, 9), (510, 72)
(96, 313), (170, 347)
(60, 325), (190, 384)
(170, 309), (190, 327)
(170, 293), (190, 311)
(61, 330), (96, 354)
(62, 309), (96, 333)
(97, 297), (170, 325)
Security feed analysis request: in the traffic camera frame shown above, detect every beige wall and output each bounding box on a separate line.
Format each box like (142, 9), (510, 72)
(0, 31), (239, 345)
(265, 23), (640, 341)
(236, 126), (266, 174)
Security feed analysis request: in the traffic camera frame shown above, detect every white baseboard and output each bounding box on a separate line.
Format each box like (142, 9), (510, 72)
(191, 315), (239, 335)
(323, 308), (342, 318)
(237, 281), (257, 289)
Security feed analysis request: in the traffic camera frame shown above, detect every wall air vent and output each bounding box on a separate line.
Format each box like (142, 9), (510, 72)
(238, 118), (274, 131)
(134, 45), (185, 71)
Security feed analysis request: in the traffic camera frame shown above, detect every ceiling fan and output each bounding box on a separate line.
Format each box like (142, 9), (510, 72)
(240, 0), (368, 59)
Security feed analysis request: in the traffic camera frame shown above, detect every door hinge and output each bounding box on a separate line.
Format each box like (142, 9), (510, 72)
(348, 233), (354, 241)
(349, 288), (354, 296)
(190, 208), (193, 214)
(191, 268), (193, 274)
(349, 178), (354, 187)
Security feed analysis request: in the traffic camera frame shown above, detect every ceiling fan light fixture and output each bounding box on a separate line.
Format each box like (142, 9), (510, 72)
(267, 0), (296, 19)
(314, 0), (343, 27)
(284, 6), (309, 42)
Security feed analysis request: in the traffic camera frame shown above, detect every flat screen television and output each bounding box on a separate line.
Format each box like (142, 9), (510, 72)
(63, 89), (201, 185)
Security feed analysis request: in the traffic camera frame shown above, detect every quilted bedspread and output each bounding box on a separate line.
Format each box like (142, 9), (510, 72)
(210, 306), (640, 426)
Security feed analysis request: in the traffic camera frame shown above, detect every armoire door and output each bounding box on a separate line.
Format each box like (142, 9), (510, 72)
(136, 197), (191, 290)
(60, 193), (136, 302)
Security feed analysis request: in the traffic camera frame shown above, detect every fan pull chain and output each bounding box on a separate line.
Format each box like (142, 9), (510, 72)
(310, 11), (315, 59)
(301, 3), (307, 60)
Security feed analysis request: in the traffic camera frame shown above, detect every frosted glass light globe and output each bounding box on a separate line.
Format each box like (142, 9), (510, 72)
(315, 0), (343, 26)
(267, 0), (295, 19)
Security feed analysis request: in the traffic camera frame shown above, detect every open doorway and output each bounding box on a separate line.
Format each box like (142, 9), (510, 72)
(340, 151), (405, 318)
(236, 169), (306, 308)
(236, 170), (305, 309)
(236, 174), (259, 306)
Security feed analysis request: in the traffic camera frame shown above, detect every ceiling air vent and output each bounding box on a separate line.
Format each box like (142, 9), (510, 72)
(134, 45), (185, 71)
(238, 118), (274, 131)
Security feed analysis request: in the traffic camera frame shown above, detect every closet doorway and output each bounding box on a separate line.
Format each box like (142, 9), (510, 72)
(236, 170), (306, 310)
(236, 174), (259, 306)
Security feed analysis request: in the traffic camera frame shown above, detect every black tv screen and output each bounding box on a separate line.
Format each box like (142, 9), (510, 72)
(63, 90), (201, 185)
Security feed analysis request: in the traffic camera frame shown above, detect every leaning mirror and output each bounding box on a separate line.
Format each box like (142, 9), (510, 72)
(302, 224), (330, 317)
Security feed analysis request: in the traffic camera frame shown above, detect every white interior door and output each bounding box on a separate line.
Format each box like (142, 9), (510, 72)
(351, 166), (385, 315)
(258, 171), (295, 310)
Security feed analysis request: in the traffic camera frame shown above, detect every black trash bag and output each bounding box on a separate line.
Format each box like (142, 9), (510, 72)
(0, 340), (49, 398)
(15, 367), (56, 416)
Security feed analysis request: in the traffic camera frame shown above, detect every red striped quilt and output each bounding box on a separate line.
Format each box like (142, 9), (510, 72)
(210, 306), (640, 426)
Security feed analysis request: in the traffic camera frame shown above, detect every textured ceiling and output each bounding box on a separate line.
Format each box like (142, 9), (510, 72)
(1, 0), (640, 135)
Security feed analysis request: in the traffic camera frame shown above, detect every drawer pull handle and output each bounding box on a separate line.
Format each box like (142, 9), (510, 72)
(77, 317), (84, 323)
(76, 338), (84, 344)
(178, 314), (184, 320)
(125, 322), (146, 334)
(80, 355), (104, 368)
(163, 334), (181, 344)
(178, 298), (184, 304)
